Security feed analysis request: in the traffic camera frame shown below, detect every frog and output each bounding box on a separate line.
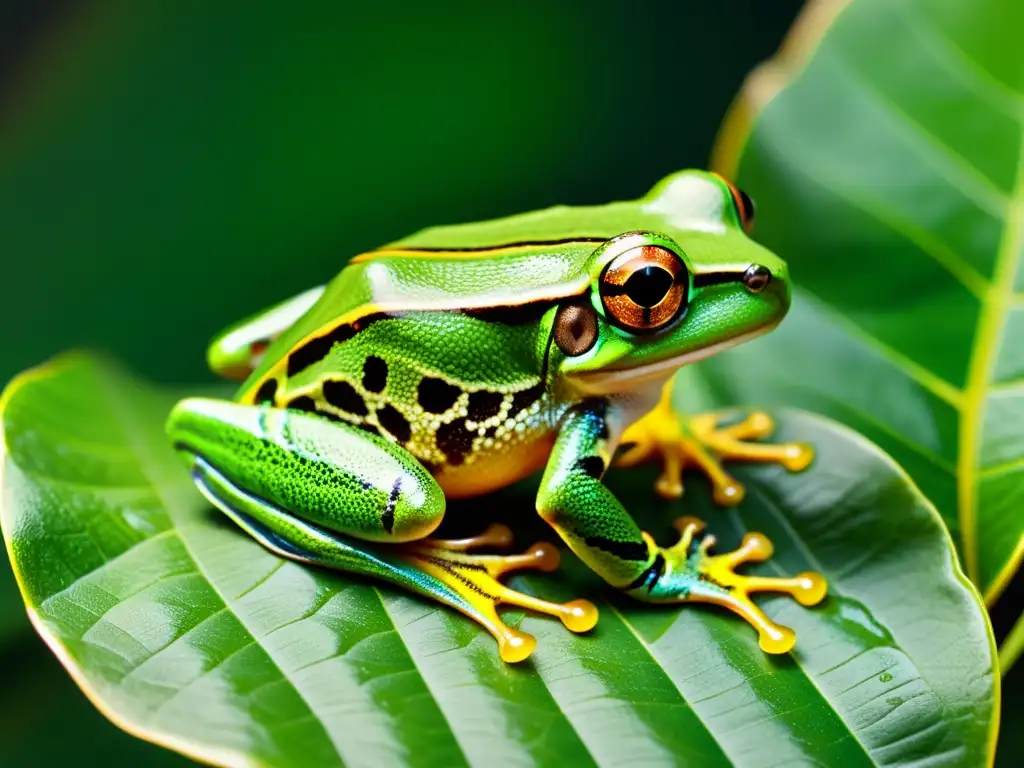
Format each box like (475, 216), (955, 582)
(166, 169), (827, 663)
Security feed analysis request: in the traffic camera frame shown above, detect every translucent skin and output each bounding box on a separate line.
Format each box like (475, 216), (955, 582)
(168, 169), (826, 661)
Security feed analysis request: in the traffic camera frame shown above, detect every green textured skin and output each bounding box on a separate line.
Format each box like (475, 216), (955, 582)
(236, 170), (787, 398)
(278, 311), (562, 471)
(186, 453), (486, 624)
(289, 312), (543, 392)
(170, 168), (792, 611)
(537, 402), (648, 587)
(169, 398), (444, 542)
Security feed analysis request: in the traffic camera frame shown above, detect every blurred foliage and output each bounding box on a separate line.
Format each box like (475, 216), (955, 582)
(0, 0), (801, 763)
(0, 637), (191, 767)
(0, 0), (799, 387)
(998, 660), (1024, 767)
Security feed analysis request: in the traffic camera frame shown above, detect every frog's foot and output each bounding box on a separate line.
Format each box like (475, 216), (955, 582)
(617, 387), (812, 505)
(629, 517), (827, 653)
(396, 523), (599, 663)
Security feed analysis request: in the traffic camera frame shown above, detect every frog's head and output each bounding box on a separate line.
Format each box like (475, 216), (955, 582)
(553, 170), (789, 396)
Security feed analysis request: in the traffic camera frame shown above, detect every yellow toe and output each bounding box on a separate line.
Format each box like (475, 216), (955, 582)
(499, 629), (538, 663)
(560, 600), (600, 632)
(758, 624), (796, 654)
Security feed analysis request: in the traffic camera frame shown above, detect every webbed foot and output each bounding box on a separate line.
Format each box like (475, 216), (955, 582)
(397, 524), (598, 662)
(617, 382), (812, 505)
(628, 517), (827, 653)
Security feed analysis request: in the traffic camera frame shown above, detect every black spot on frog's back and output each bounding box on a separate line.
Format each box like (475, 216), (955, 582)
(362, 356), (388, 393)
(417, 377), (462, 414)
(377, 404), (412, 444)
(508, 382), (544, 417)
(436, 419), (475, 466)
(323, 380), (368, 415)
(467, 390), (503, 422)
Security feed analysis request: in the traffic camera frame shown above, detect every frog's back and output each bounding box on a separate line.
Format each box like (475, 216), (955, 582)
(235, 222), (609, 497)
(239, 231), (604, 402)
(226, 169), (759, 496)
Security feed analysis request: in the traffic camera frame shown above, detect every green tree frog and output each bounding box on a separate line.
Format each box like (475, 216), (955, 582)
(167, 170), (827, 662)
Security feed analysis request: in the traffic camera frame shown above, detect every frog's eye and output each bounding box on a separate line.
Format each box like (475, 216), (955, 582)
(599, 244), (688, 333)
(723, 178), (756, 233)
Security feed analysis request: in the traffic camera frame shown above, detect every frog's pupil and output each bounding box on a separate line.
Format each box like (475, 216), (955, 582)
(624, 266), (673, 307)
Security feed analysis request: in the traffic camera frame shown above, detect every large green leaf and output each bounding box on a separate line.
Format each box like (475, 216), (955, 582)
(1, 355), (996, 766)
(710, 0), (1024, 604)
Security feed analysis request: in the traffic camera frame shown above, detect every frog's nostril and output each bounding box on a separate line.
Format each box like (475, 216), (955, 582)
(742, 264), (772, 294)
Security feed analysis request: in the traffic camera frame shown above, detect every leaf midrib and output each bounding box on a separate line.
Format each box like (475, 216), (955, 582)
(958, 132), (1024, 592)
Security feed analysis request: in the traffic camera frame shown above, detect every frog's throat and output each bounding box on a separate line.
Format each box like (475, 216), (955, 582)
(567, 325), (774, 396)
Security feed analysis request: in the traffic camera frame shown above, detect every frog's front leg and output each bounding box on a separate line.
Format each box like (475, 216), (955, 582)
(616, 379), (813, 505)
(207, 285), (325, 380)
(168, 398), (595, 662)
(536, 400), (826, 653)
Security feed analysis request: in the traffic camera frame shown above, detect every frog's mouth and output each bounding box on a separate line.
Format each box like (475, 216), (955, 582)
(567, 325), (774, 396)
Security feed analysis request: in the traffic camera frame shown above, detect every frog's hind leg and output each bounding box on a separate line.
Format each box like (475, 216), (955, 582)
(192, 457), (595, 662)
(170, 397), (595, 662)
(616, 379), (813, 505)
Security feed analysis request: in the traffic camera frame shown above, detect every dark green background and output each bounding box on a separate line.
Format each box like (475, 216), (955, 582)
(0, 2), (802, 764)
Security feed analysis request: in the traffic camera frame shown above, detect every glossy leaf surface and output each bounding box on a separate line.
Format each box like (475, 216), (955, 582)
(0, 355), (996, 766)
(711, 0), (1024, 603)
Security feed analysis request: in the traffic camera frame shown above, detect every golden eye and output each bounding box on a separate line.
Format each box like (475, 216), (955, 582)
(599, 244), (688, 333)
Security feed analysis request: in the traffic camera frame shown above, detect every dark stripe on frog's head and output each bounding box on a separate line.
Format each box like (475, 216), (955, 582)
(693, 265), (774, 295)
(692, 270), (748, 288)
